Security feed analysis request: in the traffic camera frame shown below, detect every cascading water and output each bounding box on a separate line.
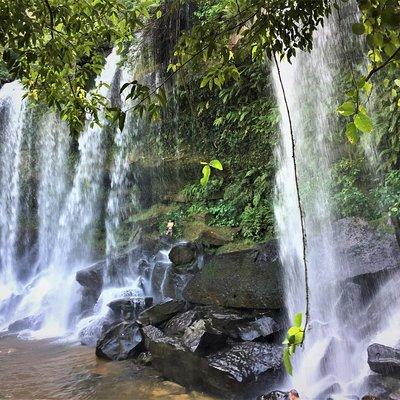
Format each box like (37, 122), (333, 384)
(0, 50), (121, 338)
(0, 82), (26, 300)
(273, 4), (399, 398)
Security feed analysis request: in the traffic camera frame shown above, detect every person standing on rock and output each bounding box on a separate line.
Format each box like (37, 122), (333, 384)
(289, 389), (300, 400)
(166, 220), (174, 238)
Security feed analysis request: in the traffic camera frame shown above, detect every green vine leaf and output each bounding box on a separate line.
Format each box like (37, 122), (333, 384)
(209, 159), (223, 170)
(200, 165), (211, 186)
(354, 112), (372, 133)
(337, 101), (356, 117)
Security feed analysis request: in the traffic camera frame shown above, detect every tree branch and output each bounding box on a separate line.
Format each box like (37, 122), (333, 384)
(43, 0), (55, 39)
(273, 52), (310, 338)
(366, 46), (400, 82)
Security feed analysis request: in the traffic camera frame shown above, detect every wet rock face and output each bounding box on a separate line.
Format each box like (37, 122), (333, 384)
(332, 218), (400, 282)
(8, 314), (43, 332)
(141, 324), (283, 398)
(76, 261), (104, 293)
(107, 297), (153, 321)
(197, 306), (280, 341)
(182, 319), (227, 356)
(257, 391), (288, 400)
(138, 299), (187, 326)
(207, 342), (283, 383)
(368, 343), (400, 377)
(76, 260), (104, 314)
(164, 309), (199, 336)
(183, 243), (284, 309)
(95, 321), (143, 361)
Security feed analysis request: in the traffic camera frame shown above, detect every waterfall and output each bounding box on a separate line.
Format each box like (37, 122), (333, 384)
(0, 51), (121, 337)
(0, 82), (26, 300)
(272, 5), (375, 398)
(37, 114), (71, 270)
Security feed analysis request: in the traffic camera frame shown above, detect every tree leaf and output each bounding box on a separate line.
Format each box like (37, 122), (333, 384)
(156, 10), (162, 19)
(337, 101), (356, 116)
(118, 111), (126, 131)
(354, 112), (372, 133)
(293, 312), (302, 328)
(209, 159), (223, 170)
(120, 82), (131, 94)
(345, 122), (358, 144)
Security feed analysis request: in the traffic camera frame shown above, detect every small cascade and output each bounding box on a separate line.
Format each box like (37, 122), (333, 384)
(0, 82), (26, 300)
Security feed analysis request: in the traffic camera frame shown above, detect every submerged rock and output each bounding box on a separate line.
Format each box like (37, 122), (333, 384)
(95, 321), (143, 360)
(138, 299), (187, 326)
(368, 343), (400, 377)
(8, 314), (43, 332)
(183, 242), (284, 309)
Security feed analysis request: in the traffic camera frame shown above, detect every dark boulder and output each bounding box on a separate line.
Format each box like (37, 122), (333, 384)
(206, 342), (282, 384)
(234, 316), (279, 341)
(198, 306), (280, 341)
(331, 218), (400, 285)
(107, 297), (152, 321)
(164, 309), (199, 336)
(182, 319), (227, 356)
(8, 314), (43, 332)
(76, 260), (104, 313)
(195, 229), (232, 247)
(169, 242), (197, 266)
(76, 260), (104, 292)
(162, 268), (193, 300)
(141, 325), (283, 398)
(368, 343), (400, 377)
(95, 321), (143, 360)
(183, 242), (284, 309)
(257, 391), (288, 400)
(138, 299), (187, 326)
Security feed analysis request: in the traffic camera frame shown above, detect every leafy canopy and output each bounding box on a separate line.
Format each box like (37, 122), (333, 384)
(0, 0), (159, 134)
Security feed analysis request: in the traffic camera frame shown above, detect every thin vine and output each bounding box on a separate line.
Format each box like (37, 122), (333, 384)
(273, 52), (310, 375)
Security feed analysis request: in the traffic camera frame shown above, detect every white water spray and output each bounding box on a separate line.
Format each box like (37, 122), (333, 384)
(0, 82), (26, 300)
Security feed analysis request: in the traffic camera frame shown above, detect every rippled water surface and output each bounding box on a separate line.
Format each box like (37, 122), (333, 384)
(0, 336), (217, 400)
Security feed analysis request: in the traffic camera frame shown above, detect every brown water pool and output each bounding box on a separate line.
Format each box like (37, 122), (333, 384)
(0, 335), (218, 400)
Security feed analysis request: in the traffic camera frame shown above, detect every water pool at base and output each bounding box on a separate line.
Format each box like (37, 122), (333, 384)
(0, 336), (217, 400)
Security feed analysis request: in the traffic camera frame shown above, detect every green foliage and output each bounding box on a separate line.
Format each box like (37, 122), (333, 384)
(337, 0), (400, 143)
(283, 312), (305, 375)
(240, 203), (274, 241)
(331, 158), (376, 219)
(374, 170), (400, 218)
(208, 201), (238, 227)
(158, 207), (186, 238)
(0, 0), (159, 134)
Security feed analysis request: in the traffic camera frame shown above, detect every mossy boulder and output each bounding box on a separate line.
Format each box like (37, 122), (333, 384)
(183, 242), (284, 310)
